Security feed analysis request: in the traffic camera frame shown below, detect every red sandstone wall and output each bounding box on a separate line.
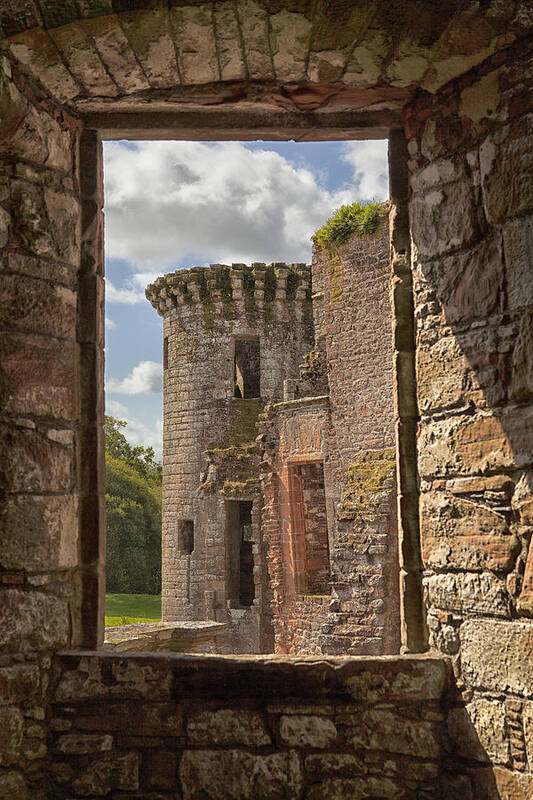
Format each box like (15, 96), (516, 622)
(261, 221), (401, 656)
(406, 41), (533, 796)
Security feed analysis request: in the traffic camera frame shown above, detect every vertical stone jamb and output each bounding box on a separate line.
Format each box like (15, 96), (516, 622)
(388, 130), (428, 653)
(77, 129), (106, 648)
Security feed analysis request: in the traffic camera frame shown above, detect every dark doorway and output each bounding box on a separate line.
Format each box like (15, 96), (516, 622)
(234, 339), (260, 398)
(226, 500), (255, 607)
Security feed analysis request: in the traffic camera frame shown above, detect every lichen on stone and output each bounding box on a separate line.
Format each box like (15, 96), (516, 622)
(338, 448), (396, 520)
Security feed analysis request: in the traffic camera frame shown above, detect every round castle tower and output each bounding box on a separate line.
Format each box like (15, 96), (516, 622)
(146, 262), (313, 653)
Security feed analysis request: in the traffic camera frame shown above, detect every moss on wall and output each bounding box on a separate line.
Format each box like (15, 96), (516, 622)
(338, 448), (396, 520)
(312, 201), (387, 249)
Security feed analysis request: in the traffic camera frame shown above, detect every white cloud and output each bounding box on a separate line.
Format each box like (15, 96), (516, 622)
(106, 399), (162, 459)
(103, 141), (360, 273)
(105, 317), (116, 329)
(107, 361), (163, 395)
(342, 140), (388, 200)
(106, 279), (145, 304)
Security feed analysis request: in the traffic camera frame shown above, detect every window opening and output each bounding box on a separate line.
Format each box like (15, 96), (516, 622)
(178, 519), (194, 555)
(226, 500), (255, 607)
(289, 462), (330, 595)
(163, 336), (168, 370)
(234, 338), (260, 398)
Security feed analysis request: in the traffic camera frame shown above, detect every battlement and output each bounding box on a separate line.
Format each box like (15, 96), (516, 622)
(145, 262), (311, 322)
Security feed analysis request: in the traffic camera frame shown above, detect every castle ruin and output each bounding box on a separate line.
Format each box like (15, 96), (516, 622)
(146, 214), (402, 657)
(1, 1), (532, 796)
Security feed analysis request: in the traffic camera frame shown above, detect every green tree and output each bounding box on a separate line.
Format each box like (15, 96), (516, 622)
(104, 416), (162, 593)
(104, 415), (162, 484)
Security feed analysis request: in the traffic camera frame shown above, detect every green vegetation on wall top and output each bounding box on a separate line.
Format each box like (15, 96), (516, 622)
(313, 201), (387, 249)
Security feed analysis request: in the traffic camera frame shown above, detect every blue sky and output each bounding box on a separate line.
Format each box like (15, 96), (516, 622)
(104, 139), (388, 458)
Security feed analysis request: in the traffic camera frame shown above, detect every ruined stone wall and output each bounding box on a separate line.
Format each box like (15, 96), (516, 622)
(313, 219), (401, 656)
(261, 222), (401, 656)
(406, 40), (533, 797)
(0, 57), (100, 797)
(147, 264), (312, 653)
(49, 651), (468, 799)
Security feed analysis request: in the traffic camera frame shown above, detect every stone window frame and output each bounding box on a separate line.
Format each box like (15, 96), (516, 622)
(79, 123), (425, 653)
(232, 334), (261, 399)
(286, 459), (331, 597)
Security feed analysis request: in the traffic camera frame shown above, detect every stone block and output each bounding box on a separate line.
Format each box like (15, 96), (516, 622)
(7, 28), (80, 102)
(0, 333), (75, 420)
(50, 21), (119, 97)
(0, 665), (40, 706)
(53, 656), (172, 702)
(0, 495), (78, 572)
(447, 698), (509, 764)
(0, 274), (76, 338)
(418, 407), (533, 479)
(0, 707), (23, 766)
(503, 215), (533, 311)
(425, 572), (510, 617)
(56, 733), (112, 754)
(72, 758), (112, 796)
(480, 115), (533, 225)
(523, 701), (533, 767)
(0, 425), (73, 493)
(349, 710), (441, 760)
(236, 0), (274, 79)
(118, 9), (181, 89)
(420, 491), (519, 572)
(509, 308), (533, 402)
(187, 708), (270, 746)
(493, 767), (533, 800)
(170, 5), (219, 85)
(214, 2), (246, 81)
(10, 180), (80, 266)
(179, 749), (302, 800)
(415, 236), (503, 325)
(461, 619), (533, 696)
(304, 752), (365, 779)
(279, 715), (336, 748)
(269, 10), (311, 82)
(306, 775), (405, 800)
(0, 770), (26, 799)
(81, 14), (150, 94)
(410, 179), (477, 259)
(0, 589), (69, 654)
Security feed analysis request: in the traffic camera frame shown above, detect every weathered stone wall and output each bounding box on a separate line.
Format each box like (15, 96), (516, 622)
(406, 40), (533, 796)
(49, 651), (469, 799)
(260, 221), (401, 656)
(146, 264), (313, 653)
(314, 220), (401, 656)
(0, 55), (101, 797)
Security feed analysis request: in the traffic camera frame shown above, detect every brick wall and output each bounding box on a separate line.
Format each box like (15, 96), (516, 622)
(406, 40), (533, 796)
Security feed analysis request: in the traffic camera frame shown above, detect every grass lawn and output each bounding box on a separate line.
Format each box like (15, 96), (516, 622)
(105, 593), (161, 627)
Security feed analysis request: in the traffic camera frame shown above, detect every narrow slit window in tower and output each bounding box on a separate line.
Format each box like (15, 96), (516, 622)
(234, 338), (260, 398)
(178, 520), (194, 554)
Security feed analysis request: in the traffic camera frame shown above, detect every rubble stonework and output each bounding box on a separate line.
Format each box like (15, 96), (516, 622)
(258, 218), (400, 656)
(0, 1), (532, 796)
(146, 263), (313, 653)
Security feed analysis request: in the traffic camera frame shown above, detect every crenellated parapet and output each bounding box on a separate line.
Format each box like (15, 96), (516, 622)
(145, 262), (311, 324)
